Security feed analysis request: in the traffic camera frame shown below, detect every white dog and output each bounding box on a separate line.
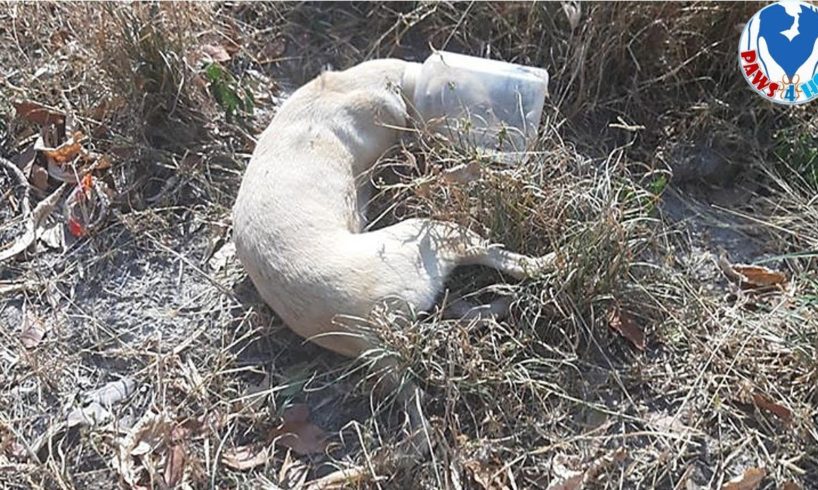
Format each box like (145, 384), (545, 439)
(233, 59), (552, 447)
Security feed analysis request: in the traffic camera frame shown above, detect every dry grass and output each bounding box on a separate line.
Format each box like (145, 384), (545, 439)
(1, 2), (816, 489)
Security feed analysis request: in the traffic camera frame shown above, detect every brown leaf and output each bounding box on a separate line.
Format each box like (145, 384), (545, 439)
(272, 404), (329, 455)
(259, 37), (287, 63)
(548, 474), (583, 490)
(780, 481), (802, 490)
(608, 308), (645, 351)
(49, 30), (70, 48)
(0, 427), (29, 461)
(123, 412), (172, 458)
(221, 405), (328, 471)
(94, 155), (112, 171)
(587, 448), (627, 480)
(163, 443), (186, 488)
(548, 454), (584, 490)
(752, 393), (792, 423)
(464, 459), (508, 490)
(89, 95), (126, 121)
(548, 449), (627, 490)
(731, 264), (787, 287)
(221, 443), (273, 471)
(42, 131), (85, 165)
(20, 310), (47, 349)
(202, 44), (231, 62)
(14, 101), (65, 126)
(169, 415), (212, 447)
(305, 467), (368, 490)
(722, 467), (765, 490)
(30, 165), (49, 191)
(112, 411), (174, 488)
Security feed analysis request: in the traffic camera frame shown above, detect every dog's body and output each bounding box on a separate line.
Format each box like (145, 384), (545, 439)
(233, 59), (549, 433)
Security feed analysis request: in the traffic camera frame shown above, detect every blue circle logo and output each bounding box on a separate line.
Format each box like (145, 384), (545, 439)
(739, 0), (818, 105)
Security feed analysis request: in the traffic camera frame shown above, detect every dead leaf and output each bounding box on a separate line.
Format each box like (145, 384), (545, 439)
(548, 474), (583, 490)
(278, 450), (310, 488)
(42, 131), (85, 164)
(732, 264), (787, 287)
(608, 307), (645, 351)
(38, 221), (63, 251)
(163, 443), (186, 488)
(305, 467), (369, 490)
(20, 310), (47, 349)
(30, 164), (49, 191)
(272, 404), (329, 455)
(585, 448), (626, 481)
(752, 393), (792, 423)
(208, 241), (236, 273)
(202, 44), (231, 62)
(112, 411), (174, 487)
(221, 404), (328, 471)
(722, 467), (765, 490)
(89, 95), (126, 121)
(779, 481), (802, 490)
(257, 36), (287, 64)
(548, 449), (627, 490)
(0, 180), (67, 263)
(221, 443), (273, 471)
(464, 459), (509, 490)
(548, 454), (584, 490)
(14, 101), (65, 126)
(94, 155), (112, 171)
(49, 30), (70, 48)
(0, 425), (29, 461)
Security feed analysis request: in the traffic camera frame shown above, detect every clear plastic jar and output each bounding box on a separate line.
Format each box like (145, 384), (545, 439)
(408, 51), (549, 158)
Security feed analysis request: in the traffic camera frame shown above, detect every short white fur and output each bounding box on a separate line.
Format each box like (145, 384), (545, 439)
(233, 59), (552, 440)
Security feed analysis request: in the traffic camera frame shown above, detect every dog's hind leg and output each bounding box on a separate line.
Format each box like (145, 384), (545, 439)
(360, 218), (553, 291)
(345, 218), (552, 460)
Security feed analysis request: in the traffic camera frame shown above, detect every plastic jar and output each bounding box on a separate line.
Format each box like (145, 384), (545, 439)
(407, 51), (549, 158)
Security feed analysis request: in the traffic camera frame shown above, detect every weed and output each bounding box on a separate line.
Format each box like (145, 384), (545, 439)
(774, 127), (818, 191)
(204, 63), (255, 123)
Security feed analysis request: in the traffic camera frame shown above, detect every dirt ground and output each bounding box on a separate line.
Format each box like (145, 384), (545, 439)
(1, 3), (817, 489)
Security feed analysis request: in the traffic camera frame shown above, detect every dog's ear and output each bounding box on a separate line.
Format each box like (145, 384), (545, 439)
(316, 63), (335, 89)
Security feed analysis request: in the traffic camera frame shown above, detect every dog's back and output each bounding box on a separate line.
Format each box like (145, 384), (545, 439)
(234, 60), (419, 357)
